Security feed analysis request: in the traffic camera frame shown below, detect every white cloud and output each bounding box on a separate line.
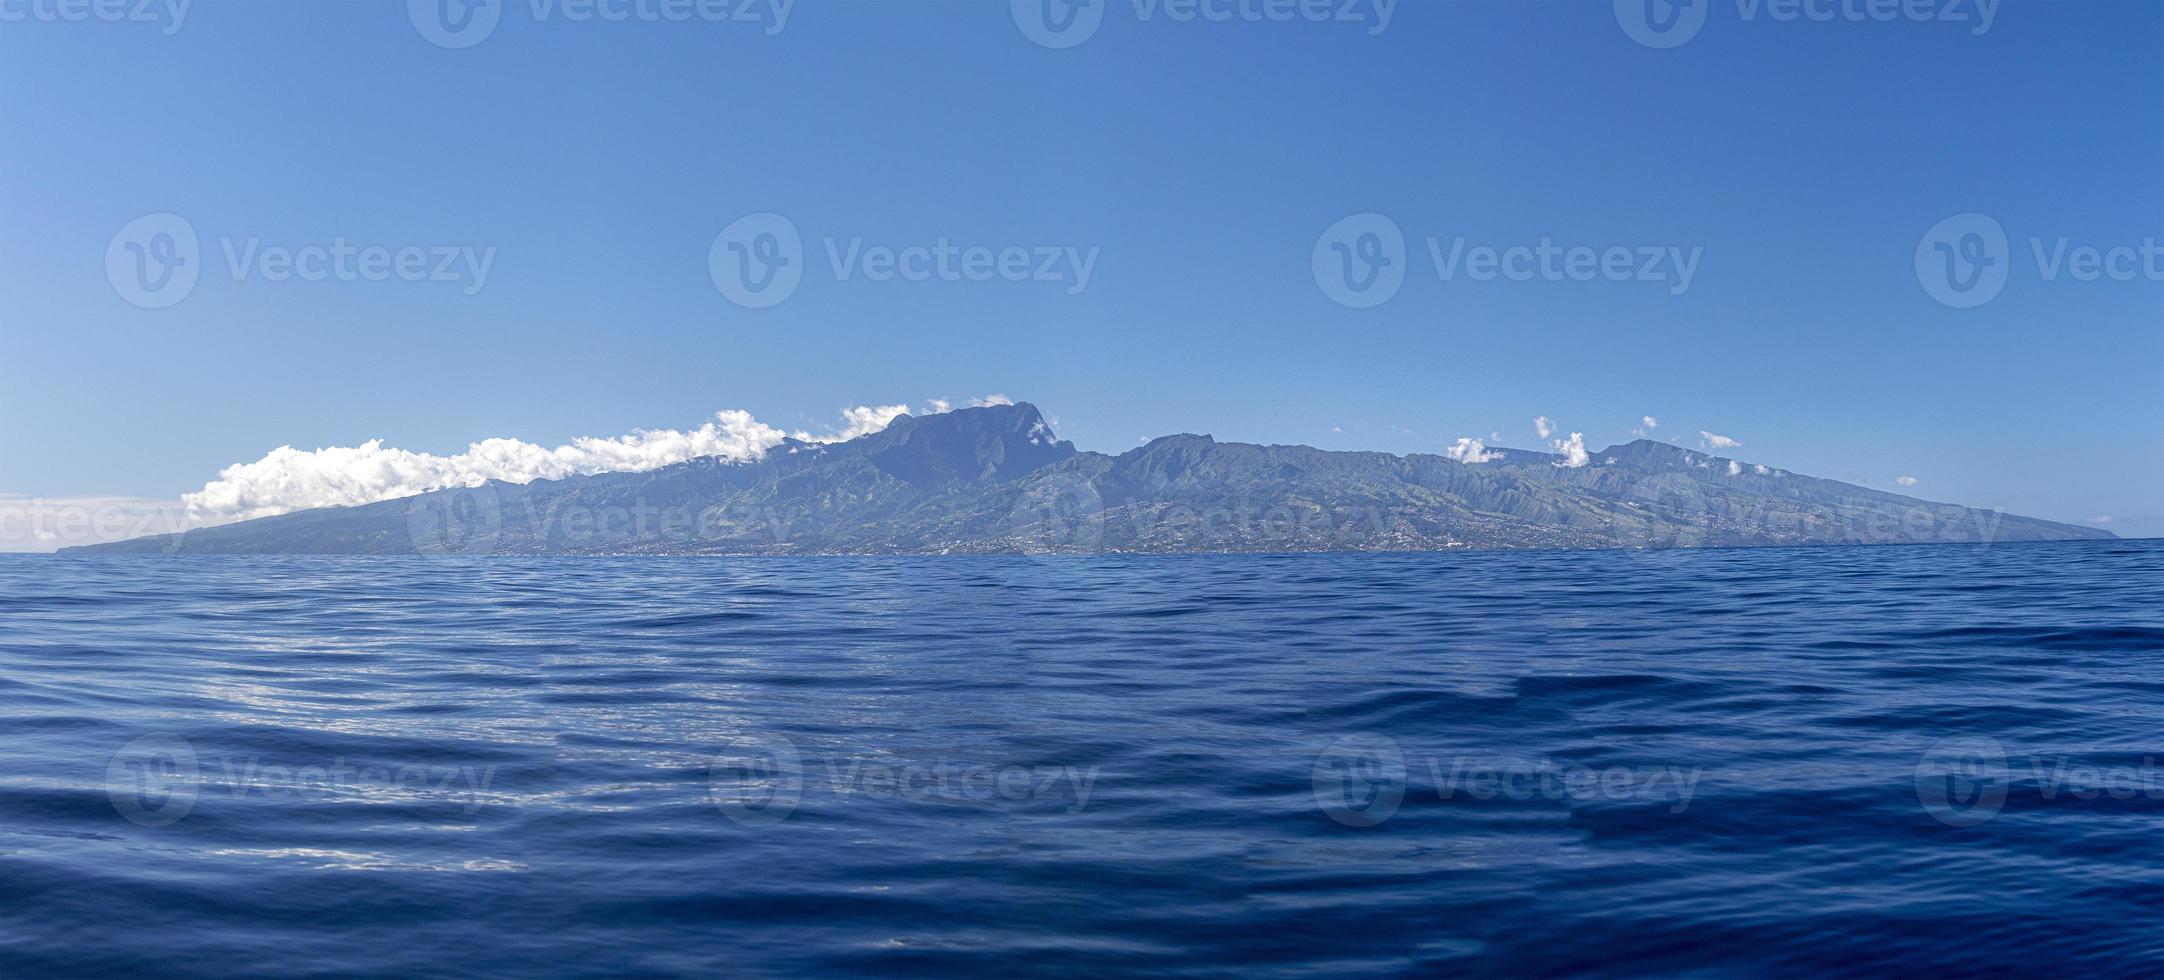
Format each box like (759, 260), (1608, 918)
(1551, 432), (1589, 468)
(1726, 460), (1742, 476)
(1753, 464), (1770, 476)
(1700, 430), (1741, 450)
(1642, 415), (1659, 430)
(1445, 437), (1498, 464)
(1534, 416), (1556, 440)
(1896, 475), (1919, 488)
(181, 397), (1017, 525)
(802, 404), (912, 443)
(926, 399), (952, 414)
(2093, 516), (2115, 524)
(186, 411), (791, 523)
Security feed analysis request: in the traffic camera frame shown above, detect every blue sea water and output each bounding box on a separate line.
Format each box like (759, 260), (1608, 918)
(3, 540), (2163, 977)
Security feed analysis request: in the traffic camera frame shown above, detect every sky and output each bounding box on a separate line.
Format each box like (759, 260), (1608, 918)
(2, 0), (2159, 549)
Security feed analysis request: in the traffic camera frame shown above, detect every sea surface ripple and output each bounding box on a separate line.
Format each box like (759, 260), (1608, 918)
(3, 540), (2162, 976)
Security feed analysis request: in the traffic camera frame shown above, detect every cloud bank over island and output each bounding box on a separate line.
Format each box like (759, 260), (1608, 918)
(182, 397), (1016, 524)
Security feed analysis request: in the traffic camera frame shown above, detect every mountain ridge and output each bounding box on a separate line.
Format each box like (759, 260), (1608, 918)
(63, 403), (2112, 555)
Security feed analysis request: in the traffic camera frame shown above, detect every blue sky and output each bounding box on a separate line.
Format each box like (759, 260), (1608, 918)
(2, 0), (2158, 543)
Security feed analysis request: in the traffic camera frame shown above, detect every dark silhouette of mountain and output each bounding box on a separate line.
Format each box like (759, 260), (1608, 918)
(65, 403), (2111, 555)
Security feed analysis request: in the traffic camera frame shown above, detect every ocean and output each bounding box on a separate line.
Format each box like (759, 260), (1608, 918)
(4, 540), (2162, 976)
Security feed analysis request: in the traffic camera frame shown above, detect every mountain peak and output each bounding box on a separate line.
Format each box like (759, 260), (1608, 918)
(847, 400), (1073, 488)
(1601, 439), (1707, 465)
